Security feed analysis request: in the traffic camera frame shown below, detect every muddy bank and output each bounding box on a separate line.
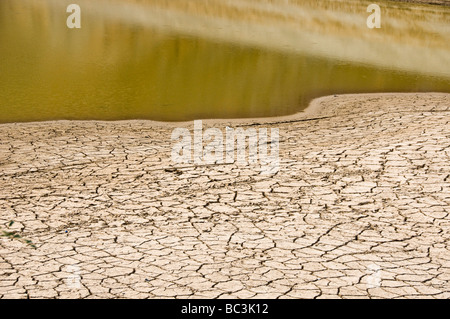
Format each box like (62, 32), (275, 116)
(1, 93), (449, 298)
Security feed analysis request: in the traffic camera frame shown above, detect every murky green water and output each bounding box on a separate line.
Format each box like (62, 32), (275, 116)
(0, 0), (449, 123)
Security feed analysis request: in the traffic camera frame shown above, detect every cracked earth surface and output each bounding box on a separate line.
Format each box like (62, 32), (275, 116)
(0, 93), (449, 299)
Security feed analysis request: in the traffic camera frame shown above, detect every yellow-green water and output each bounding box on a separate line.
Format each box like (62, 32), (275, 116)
(0, 0), (449, 122)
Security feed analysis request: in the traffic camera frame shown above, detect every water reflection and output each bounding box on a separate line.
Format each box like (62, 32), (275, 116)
(0, 0), (448, 122)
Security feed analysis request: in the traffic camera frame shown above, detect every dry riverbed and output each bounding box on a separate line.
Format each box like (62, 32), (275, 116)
(0, 93), (449, 298)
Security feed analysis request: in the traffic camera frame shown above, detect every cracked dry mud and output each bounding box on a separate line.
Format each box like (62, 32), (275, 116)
(0, 93), (449, 299)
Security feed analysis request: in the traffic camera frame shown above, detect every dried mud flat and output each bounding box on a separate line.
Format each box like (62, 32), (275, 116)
(0, 93), (449, 299)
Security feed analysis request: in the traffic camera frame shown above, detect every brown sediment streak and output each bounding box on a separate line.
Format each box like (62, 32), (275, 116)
(28, 0), (450, 77)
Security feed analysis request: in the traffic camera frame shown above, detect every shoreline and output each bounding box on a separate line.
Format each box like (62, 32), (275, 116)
(1, 92), (448, 128)
(391, 0), (449, 5)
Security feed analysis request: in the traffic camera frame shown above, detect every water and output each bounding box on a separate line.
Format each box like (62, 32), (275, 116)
(0, 0), (449, 123)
